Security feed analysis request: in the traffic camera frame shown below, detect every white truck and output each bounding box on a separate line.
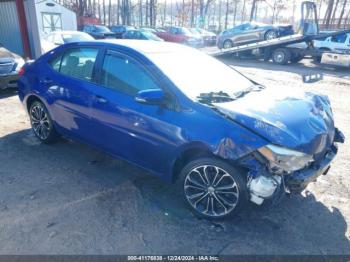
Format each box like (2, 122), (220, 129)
(313, 33), (350, 53)
(313, 33), (350, 67)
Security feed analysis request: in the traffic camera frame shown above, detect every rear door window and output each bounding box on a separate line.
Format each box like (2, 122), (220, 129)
(50, 48), (99, 81)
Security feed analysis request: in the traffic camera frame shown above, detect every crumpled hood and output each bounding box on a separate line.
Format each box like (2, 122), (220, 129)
(214, 87), (335, 155)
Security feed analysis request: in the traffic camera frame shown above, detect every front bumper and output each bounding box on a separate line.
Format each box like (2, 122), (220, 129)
(285, 144), (337, 193)
(245, 128), (344, 205)
(0, 72), (19, 89)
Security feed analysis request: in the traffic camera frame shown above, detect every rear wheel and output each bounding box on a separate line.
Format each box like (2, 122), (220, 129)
(272, 48), (291, 65)
(178, 158), (248, 220)
(29, 101), (58, 143)
(264, 30), (278, 40)
(223, 39), (233, 49)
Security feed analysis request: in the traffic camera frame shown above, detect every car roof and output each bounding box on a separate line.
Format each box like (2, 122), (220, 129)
(95, 39), (190, 54)
(50, 30), (88, 35)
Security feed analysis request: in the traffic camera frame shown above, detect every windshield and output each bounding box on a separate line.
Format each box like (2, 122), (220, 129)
(62, 33), (94, 43)
(142, 31), (161, 41)
(179, 27), (192, 35)
(189, 28), (201, 35)
(95, 25), (111, 32)
(148, 48), (253, 102)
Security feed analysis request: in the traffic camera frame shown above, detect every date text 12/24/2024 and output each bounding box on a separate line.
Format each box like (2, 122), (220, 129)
(127, 256), (219, 261)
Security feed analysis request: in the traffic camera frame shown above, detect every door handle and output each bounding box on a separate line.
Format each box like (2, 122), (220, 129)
(95, 96), (108, 104)
(40, 78), (53, 85)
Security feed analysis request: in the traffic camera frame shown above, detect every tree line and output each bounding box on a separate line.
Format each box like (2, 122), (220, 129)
(58, 0), (350, 30)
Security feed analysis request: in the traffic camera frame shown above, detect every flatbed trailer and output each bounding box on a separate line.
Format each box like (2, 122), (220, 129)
(209, 1), (350, 67)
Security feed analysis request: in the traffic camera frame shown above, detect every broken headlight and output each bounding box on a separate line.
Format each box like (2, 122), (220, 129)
(258, 144), (313, 173)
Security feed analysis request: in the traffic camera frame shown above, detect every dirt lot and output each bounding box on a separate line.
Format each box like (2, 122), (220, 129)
(0, 57), (349, 255)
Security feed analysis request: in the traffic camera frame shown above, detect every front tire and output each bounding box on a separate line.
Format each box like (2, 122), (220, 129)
(178, 158), (248, 220)
(29, 101), (58, 143)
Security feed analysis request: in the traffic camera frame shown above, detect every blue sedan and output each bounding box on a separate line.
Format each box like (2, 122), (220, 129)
(17, 40), (344, 219)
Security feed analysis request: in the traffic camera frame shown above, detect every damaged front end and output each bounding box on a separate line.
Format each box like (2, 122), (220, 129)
(211, 87), (345, 205)
(239, 128), (344, 205)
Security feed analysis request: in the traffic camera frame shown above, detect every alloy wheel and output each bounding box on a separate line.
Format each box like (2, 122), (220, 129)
(30, 104), (51, 140)
(265, 31), (277, 40)
(223, 40), (233, 49)
(184, 165), (239, 217)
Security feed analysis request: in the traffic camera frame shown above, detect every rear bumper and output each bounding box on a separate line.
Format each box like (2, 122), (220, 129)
(0, 73), (19, 89)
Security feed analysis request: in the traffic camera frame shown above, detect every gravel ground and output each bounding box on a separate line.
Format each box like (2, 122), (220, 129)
(0, 57), (349, 255)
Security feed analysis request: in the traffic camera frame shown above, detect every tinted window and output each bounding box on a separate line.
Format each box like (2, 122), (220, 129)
(101, 51), (159, 95)
(53, 48), (98, 81)
(94, 25), (110, 33)
(331, 34), (347, 43)
(111, 26), (124, 33)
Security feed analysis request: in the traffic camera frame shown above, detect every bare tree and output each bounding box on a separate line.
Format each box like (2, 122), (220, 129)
(232, 0), (238, 26)
(323, 0), (335, 27)
(330, 0), (340, 25)
(337, 0), (348, 27)
(108, 0), (111, 26)
(103, 0), (106, 24)
(139, 0), (143, 26)
(344, 6), (350, 26)
(191, 0), (195, 26)
(241, 0), (246, 22)
(199, 0), (214, 27)
(145, 0), (149, 25)
(224, 0), (229, 29)
(250, 0), (257, 21)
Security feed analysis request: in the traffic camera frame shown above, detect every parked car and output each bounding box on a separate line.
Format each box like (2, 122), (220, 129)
(140, 27), (158, 34)
(82, 25), (116, 39)
(110, 25), (135, 39)
(189, 28), (217, 46)
(156, 26), (203, 47)
(18, 40), (344, 220)
(217, 22), (294, 49)
(0, 43), (25, 89)
(123, 29), (163, 41)
(313, 33), (350, 54)
(41, 31), (94, 53)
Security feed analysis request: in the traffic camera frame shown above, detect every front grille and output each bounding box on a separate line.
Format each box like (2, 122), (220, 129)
(0, 62), (14, 75)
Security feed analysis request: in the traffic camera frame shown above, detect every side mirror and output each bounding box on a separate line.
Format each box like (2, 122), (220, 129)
(135, 89), (164, 105)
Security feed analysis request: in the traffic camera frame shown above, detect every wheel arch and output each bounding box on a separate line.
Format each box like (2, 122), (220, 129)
(170, 140), (252, 183)
(25, 94), (44, 113)
(319, 47), (332, 51)
(171, 142), (213, 183)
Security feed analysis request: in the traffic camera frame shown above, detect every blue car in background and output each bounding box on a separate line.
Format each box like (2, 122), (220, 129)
(18, 40), (344, 219)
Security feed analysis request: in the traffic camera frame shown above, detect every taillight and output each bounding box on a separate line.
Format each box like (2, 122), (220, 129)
(18, 67), (25, 76)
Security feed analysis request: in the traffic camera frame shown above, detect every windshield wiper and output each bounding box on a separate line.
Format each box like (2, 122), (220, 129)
(233, 84), (265, 99)
(196, 91), (235, 104)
